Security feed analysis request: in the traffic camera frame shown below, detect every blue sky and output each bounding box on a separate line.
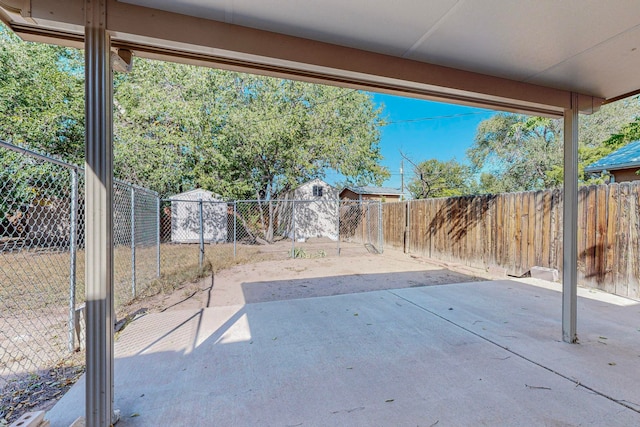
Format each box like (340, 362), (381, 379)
(325, 93), (496, 190)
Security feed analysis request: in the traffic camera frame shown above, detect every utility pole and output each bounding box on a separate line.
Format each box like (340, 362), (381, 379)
(400, 159), (404, 196)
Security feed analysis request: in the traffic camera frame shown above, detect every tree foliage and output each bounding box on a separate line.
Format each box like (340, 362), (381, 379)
(0, 26), (84, 163)
(568, 96), (640, 185)
(469, 97), (640, 193)
(0, 23), (389, 201)
(405, 157), (473, 199)
(215, 76), (387, 200)
(0, 26), (84, 225)
(112, 60), (229, 197)
(113, 68), (388, 199)
(468, 114), (562, 193)
(602, 117), (640, 148)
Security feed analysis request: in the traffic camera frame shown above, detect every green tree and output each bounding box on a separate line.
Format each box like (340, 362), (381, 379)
(112, 59), (232, 197)
(114, 65), (389, 199)
(602, 117), (640, 148)
(470, 97), (640, 193)
(474, 172), (507, 195)
(0, 23), (388, 202)
(577, 113), (640, 183)
(0, 25), (84, 162)
(214, 76), (388, 241)
(0, 25), (85, 226)
(468, 114), (562, 193)
(579, 96), (640, 149)
(405, 156), (473, 199)
(217, 75), (388, 201)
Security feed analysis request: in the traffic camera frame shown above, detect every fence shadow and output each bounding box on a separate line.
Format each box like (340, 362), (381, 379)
(239, 269), (482, 305)
(427, 195), (496, 243)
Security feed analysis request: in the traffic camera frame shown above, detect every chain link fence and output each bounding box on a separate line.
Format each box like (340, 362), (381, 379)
(112, 182), (160, 307)
(160, 198), (383, 265)
(0, 141), (161, 423)
(1, 143), (79, 392)
(0, 139), (384, 422)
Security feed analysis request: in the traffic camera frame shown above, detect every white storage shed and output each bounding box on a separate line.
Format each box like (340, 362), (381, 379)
(279, 179), (339, 241)
(170, 189), (228, 243)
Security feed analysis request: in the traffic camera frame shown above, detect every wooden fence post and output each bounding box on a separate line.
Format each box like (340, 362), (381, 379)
(403, 201), (410, 253)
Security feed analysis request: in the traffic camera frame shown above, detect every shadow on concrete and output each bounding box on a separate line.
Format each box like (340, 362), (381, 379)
(238, 269), (481, 305)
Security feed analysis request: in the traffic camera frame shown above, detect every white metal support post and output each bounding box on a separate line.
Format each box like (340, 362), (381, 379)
(562, 92), (579, 343)
(85, 0), (116, 424)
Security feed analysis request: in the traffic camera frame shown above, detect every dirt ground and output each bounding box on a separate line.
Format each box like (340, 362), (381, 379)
(131, 247), (484, 314)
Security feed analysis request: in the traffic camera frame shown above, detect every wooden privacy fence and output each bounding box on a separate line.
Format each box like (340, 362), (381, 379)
(383, 182), (640, 300)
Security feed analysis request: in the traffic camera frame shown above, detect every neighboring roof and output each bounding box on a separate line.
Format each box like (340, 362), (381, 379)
(341, 186), (403, 196)
(584, 140), (640, 173)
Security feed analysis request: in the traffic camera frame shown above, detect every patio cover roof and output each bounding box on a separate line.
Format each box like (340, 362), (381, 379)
(6, 0), (640, 116)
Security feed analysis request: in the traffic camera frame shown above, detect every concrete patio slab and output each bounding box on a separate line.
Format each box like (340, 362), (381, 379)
(47, 279), (640, 426)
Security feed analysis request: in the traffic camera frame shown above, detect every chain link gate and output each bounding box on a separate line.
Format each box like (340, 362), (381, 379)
(0, 140), (162, 423)
(339, 200), (383, 255)
(0, 142), (82, 396)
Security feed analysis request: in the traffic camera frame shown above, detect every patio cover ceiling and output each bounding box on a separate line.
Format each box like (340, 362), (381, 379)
(3, 1), (640, 116)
